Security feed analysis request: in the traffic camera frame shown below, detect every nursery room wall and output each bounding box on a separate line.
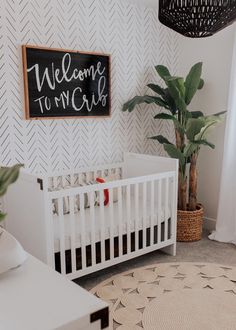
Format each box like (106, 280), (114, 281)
(177, 24), (235, 228)
(0, 0), (179, 173)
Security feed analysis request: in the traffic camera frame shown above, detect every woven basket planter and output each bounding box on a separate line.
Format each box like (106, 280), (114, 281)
(177, 204), (204, 242)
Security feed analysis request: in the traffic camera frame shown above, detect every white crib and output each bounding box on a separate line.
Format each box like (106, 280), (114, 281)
(6, 153), (178, 280)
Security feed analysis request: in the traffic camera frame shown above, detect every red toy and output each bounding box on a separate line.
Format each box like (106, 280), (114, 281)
(96, 178), (109, 206)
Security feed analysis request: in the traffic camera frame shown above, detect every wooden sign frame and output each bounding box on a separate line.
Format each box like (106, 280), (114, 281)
(22, 45), (111, 120)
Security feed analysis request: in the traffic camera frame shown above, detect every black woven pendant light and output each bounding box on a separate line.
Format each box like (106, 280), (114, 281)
(159, 1), (236, 38)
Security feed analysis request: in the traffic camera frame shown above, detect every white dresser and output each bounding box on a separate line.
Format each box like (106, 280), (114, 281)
(0, 255), (108, 330)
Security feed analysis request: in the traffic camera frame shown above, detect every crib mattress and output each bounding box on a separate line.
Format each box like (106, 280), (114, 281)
(53, 196), (171, 252)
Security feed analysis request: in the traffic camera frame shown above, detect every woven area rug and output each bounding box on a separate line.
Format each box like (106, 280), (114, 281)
(90, 262), (236, 329)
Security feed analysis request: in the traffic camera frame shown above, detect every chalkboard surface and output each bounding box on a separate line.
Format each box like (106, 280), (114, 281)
(22, 45), (111, 119)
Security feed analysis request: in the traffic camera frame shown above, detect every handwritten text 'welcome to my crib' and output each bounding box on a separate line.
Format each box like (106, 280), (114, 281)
(27, 53), (108, 114)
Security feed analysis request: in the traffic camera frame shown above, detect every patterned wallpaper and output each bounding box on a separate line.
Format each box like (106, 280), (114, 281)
(0, 0), (179, 173)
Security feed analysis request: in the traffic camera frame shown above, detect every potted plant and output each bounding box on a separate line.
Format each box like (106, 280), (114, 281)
(122, 62), (224, 241)
(0, 164), (22, 225)
(0, 164), (25, 275)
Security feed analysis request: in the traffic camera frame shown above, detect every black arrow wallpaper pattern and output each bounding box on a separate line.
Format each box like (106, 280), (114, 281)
(0, 0), (179, 173)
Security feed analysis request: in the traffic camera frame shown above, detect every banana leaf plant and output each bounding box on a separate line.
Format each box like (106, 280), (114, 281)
(122, 62), (225, 211)
(0, 164), (22, 222)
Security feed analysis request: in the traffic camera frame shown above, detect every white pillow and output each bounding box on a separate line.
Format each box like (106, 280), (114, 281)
(0, 229), (27, 275)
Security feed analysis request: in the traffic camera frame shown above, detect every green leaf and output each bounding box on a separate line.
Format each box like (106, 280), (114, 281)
(149, 135), (173, 145)
(163, 89), (177, 114)
(122, 95), (168, 112)
(168, 77), (185, 98)
(177, 78), (186, 98)
(188, 113), (225, 142)
(147, 84), (165, 96)
(186, 118), (205, 141)
(165, 77), (181, 100)
(211, 110), (227, 116)
(165, 77), (187, 112)
(198, 79), (204, 90)
(148, 86), (178, 114)
(0, 211), (6, 222)
(190, 111), (204, 118)
(0, 164), (22, 185)
(163, 144), (185, 166)
(185, 110), (193, 120)
(154, 113), (176, 120)
(195, 114), (224, 141)
(184, 139), (215, 159)
(154, 113), (185, 135)
(0, 164), (23, 197)
(194, 140), (215, 149)
(185, 62), (203, 105)
(184, 143), (199, 158)
(155, 65), (171, 81)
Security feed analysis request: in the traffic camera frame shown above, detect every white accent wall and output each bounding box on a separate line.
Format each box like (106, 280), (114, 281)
(0, 0), (178, 173)
(127, 0), (157, 7)
(177, 24), (235, 225)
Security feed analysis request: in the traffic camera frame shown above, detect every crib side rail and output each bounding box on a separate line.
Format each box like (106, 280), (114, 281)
(48, 171), (175, 198)
(47, 170), (178, 279)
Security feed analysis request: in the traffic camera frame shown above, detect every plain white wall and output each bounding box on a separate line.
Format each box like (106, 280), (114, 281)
(127, 0), (157, 7)
(178, 24), (235, 223)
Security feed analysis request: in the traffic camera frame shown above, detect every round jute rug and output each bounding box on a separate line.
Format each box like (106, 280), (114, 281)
(90, 262), (236, 330)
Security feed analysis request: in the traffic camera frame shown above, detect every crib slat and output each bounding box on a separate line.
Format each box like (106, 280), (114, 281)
(94, 171), (98, 180)
(165, 177), (169, 241)
(78, 173), (83, 185)
(69, 196), (76, 274)
(89, 192), (96, 266)
(150, 180), (155, 246)
(135, 183), (139, 251)
(80, 193), (86, 270)
(48, 177), (52, 190)
(115, 168), (118, 178)
(171, 177), (176, 240)
(72, 174), (76, 186)
(58, 197), (66, 275)
(62, 176), (67, 188)
(46, 198), (55, 268)
(86, 172), (90, 183)
(99, 190), (105, 263)
(158, 179), (162, 244)
(126, 184), (131, 254)
(142, 181), (147, 248)
(118, 186), (123, 256)
(52, 176), (56, 189)
(109, 189), (114, 260)
(76, 174), (80, 186)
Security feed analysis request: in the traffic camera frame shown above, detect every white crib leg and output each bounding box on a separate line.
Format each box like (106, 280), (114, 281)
(161, 243), (176, 256)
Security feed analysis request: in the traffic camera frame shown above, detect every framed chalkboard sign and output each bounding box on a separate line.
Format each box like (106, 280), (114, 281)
(22, 45), (111, 119)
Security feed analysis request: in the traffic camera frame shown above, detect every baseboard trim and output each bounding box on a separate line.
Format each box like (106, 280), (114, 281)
(203, 217), (216, 232)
